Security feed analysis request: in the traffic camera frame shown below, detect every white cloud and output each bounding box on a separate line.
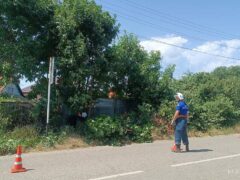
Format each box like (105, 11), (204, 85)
(140, 35), (240, 77)
(140, 35), (188, 59)
(184, 40), (240, 72)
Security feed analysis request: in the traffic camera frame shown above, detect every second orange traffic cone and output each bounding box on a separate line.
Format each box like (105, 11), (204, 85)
(11, 145), (27, 173)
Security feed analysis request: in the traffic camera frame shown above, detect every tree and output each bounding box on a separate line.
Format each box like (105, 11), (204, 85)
(0, 0), (119, 113)
(106, 33), (169, 108)
(173, 67), (240, 130)
(0, 0), (57, 84)
(55, 0), (119, 111)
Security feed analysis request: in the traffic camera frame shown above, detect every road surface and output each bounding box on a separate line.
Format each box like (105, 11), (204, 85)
(0, 134), (240, 180)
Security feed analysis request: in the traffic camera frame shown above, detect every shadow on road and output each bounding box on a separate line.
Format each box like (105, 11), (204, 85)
(26, 169), (35, 172)
(188, 149), (213, 153)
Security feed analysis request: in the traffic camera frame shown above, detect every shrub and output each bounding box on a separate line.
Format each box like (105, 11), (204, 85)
(0, 114), (12, 132)
(0, 96), (35, 131)
(83, 104), (154, 145)
(129, 123), (153, 143)
(192, 96), (240, 130)
(84, 115), (124, 145)
(0, 126), (39, 155)
(0, 125), (69, 155)
(155, 100), (175, 136)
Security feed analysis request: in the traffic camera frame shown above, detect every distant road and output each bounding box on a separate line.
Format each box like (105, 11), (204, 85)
(1, 134), (240, 180)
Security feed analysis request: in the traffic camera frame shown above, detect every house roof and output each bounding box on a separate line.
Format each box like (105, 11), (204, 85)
(21, 86), (32, 93)
(0, 83), (24, 97)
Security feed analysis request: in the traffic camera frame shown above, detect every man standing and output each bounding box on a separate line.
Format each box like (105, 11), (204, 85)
(171, 92), (189, 152)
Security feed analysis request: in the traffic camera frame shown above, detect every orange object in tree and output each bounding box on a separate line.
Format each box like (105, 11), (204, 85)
(11, 145), (27, 173)
(108, 89), (116, 98)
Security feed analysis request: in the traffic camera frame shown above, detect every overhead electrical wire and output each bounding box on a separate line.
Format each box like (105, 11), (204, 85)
(101, 0), (239, 41)
(137, 34), (240, 61)
(98, 0), (240, 61)
(122, 0), (240, 39)
(104, 5), (240, 51)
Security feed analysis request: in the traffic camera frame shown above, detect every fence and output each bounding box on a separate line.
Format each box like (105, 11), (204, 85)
(89, 98), (137, 117)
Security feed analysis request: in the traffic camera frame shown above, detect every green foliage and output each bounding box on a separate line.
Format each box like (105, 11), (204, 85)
(172, 67), (240, 131)
(84, 115), (153, 145)
(83, 103), (153, 145)
(0, 125), (68, 155)
(129, 124), (152, 143)
(31, 97), (65, 130)
(135, 103), (154, 124)
(0, 126), (39, 155)
(84, 115), (124, 145)
(192, 96), (240, 130)
(0, 0), (56, 82)
(0, 0), (119, 113)
(158, 101), (175, 121)
(0, 113), (11, 132)
(54, 0), (119, 112)
(0, 96), (35, 131)
(106, 33), (164, 108)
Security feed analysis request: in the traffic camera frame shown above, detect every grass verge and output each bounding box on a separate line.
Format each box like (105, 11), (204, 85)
(1, 123), (240, 156)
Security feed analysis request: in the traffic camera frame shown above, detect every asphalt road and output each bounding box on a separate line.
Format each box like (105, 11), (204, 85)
(0, 134), (240, 180)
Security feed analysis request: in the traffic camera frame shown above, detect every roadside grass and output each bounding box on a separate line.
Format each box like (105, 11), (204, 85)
(29, 135), (89, 153)
(152, 123), (240, 140)
(190, 123), (240, 137)
(0, 126), (84, 155)
(1, 123), (240, 156)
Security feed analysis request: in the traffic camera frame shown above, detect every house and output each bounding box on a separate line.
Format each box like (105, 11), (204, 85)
(21, 85), (33, 97)
(0, 83), (24, 97)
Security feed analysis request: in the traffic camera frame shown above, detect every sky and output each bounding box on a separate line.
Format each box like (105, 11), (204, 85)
(95, 0), (240, 78)
(20, 0), (240, 87)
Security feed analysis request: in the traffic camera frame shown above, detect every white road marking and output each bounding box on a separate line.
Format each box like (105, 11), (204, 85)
(172, 153), (240, 167)
(88, 171), (144, 180)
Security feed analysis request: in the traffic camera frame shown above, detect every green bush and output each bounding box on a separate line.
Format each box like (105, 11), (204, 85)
(31, 97), (65, 130)
(84, 115), (124, 145)
(0, 96), (35, 131)
(0, 125), (69, 155)
(129, 123), (153, 143)
(0, 114), (12, 132)
(83, 104), (154, 145)
(191, 96), (240, 131)
(154, 101), (175, 136)
(0, 126), (39, 155)
(136, 103), (154, 124)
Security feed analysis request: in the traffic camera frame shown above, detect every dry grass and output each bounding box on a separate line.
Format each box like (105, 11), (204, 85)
(54, 136), (89, 150)
(25, 135), (89, 153)
(152, 123), (240, 140)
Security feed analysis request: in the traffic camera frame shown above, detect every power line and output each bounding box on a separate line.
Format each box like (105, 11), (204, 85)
(105, 6), (210, 41)
(136, 34), (240, 61)
(104, 5), (240, 51)
(122, 0), (240, 39)
(116, 29), (239, 61)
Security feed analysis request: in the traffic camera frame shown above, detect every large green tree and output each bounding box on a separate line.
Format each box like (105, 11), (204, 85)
(106, 33), (174, 109)
(55, 0), (119, 111)
(0, 0), (119, 112)
(0, 0), (57, 84)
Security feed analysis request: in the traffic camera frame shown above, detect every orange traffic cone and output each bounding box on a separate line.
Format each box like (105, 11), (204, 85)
(11, 145), (27, 173)
(171, 144), (177, 152)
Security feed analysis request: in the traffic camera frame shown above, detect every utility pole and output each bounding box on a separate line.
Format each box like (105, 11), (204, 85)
(46, 57), (54, 135)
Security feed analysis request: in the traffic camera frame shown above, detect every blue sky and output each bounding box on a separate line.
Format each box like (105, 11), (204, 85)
(94, 0), (240, 78)
(20, 0), (240, 87)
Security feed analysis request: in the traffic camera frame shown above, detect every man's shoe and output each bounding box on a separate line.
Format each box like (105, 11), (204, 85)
(185, 144), (189, 152)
